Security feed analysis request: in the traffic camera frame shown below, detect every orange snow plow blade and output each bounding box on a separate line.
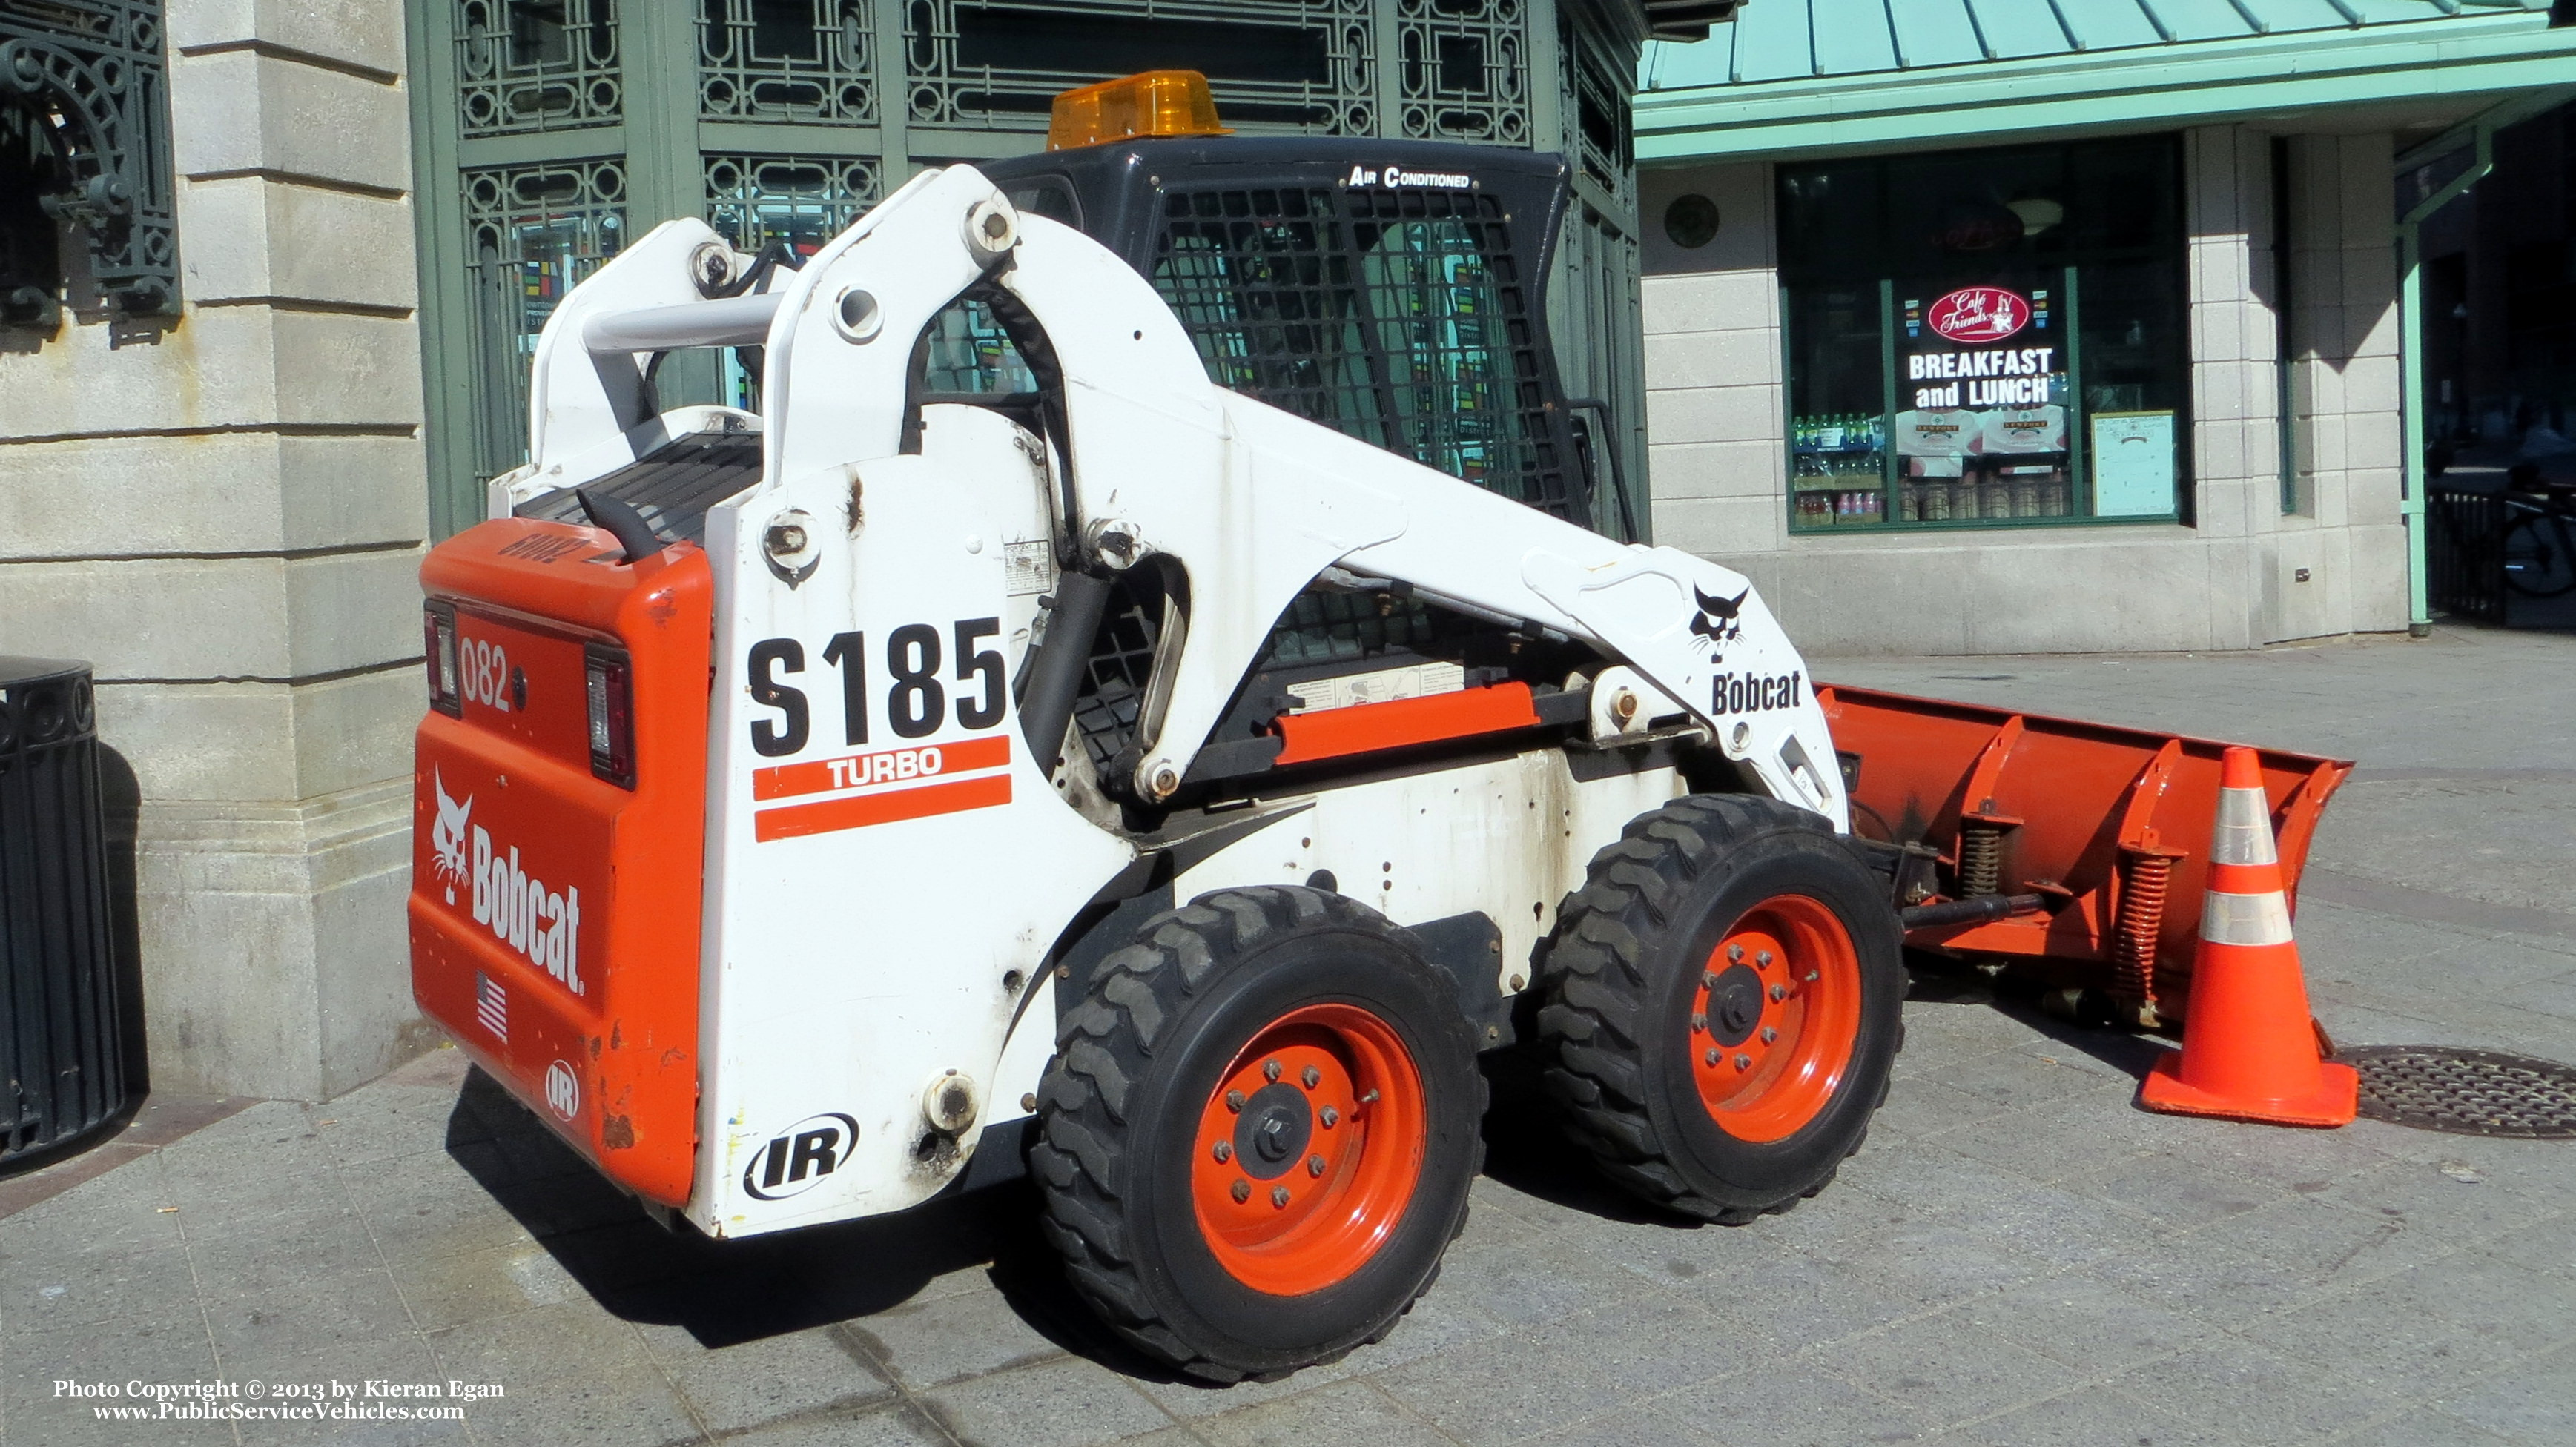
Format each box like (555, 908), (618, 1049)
(1818, 684), (2351, 1025)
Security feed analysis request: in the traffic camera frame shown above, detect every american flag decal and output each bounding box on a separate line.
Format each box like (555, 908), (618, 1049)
(475, 970), (508, 1042)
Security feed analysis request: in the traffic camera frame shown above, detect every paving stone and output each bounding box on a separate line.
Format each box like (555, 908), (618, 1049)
(2, 1311), (231, 1446)
(2079, 1235), (2326, 1328)
(633, 1320), (893, 1435)
(1371, 1325), (1642, 1446)
(1943, 1384), (2206, 1447)
(1690, 1359), (1939, 1447)
(2111, 1339), (2404, 1445)
(200, 1264), (418, 1360)
(1866, 1076), (2008, 1143)
(2064, 1150), (2287, 1231)
(188, 1202), (392, 1294)
(1920, 1051), (2125, 1114)
(842, 1284), (1069, 1390)
(1427, 1231), (1658, 1328)
(214, 1331), (469, 1446)
(1951, 1274), (2214, 1377)
(386, 1239), (587, 1331)
(0, 1242), (202, 1332)
(1327, 1276), (1514, 1374)
(1660, 1238), (1916, 1351)
(1824, 1314), (2075, 1431)
(423, 1305), (699, 1446)
(1807, 1216), (2059, 1312)
(921, 1354), (1177, 1447)
(1194, 1378), (1459, 1447)
(717, 1402), (952, 1447)
(1522, 1397), (1733, 1447)
(2316, 1408), (2515, 1447)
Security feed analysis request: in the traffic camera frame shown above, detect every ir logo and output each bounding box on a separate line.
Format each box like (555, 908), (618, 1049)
(743, 1113), (860, 1201)
(544, 1060), (580, 1122)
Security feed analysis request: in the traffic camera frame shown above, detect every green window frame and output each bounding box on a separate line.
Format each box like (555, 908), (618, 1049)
(1776, 133), (2192, 534)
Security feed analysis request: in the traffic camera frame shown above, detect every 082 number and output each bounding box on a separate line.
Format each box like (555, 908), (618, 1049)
(747, 618), (1002, 758)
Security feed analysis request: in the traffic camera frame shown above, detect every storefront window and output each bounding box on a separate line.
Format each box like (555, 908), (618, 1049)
(1778, 136), (2187, 532)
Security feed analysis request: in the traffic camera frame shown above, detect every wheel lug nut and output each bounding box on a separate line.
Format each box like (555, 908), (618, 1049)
(1734, 1053), (1752, 1071)
(1264, 1059), (1282, 1083)
(1225, 1090), (1245, 1112)
(1757, 950), (1774, 967)
(1690, 1013), (1707, 1032)
(1770, 983), (1786, 1001)
(1727, 945), (1745, 963)
(1805, 970), (1820, 982)
(1703, 1047), (1720, 1067)
(1307, 1154), (1326, 1176)
(1271, 1185), (1291, 1208)
(1301, 1065), (1321, 1090)
(1231, 1179), (1250, 1203)
(1761, 1027), (1778, 1044)
(1212, 1141), (1232, 1162)
(1320, 1107), (1340, 1128)
(1701, 970), (1720, 990)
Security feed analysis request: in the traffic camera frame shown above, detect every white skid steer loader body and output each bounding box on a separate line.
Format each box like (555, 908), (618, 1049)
(513, 165), (1844, 1238)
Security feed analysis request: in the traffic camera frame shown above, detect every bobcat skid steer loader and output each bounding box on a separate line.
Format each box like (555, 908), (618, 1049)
(410, 73), (2350, 1381)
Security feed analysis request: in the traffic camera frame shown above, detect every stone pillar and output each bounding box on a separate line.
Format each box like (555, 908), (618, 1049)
(2285, 132), (2411, 640)
(0, 0), (430, 1099)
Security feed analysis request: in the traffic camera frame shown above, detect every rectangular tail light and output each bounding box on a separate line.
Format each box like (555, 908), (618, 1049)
(585, 644), (635, 787)
(424, 601), (461, 716)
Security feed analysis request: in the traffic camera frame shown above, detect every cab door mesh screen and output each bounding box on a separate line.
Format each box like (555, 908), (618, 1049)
(1149, 184), (1575, 523)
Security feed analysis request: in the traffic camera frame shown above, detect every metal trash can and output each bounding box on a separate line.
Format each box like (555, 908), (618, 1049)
(0, 658), (131, 1168)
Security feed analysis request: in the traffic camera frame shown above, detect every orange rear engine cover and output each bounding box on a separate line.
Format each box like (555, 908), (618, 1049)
(409, 520), (713, 1206)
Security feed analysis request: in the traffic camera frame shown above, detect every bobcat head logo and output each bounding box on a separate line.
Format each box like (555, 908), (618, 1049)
(1690, 585), (1749, 663)
(431, 768), (473, 905)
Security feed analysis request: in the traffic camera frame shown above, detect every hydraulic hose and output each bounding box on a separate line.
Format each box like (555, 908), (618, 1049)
(1020, 571), (1114, 778)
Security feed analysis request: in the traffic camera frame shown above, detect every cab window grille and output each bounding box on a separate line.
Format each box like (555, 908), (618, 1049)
(1070, 573), (1164, 774)
(1150, 183), (1576, 523)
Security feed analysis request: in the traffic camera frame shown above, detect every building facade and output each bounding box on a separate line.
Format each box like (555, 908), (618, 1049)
(0, 0), (1702, 1100)
(1632, 0), (2576, 653)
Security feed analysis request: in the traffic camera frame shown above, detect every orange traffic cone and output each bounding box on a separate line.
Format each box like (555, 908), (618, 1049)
(2138, 746), (2358, 1128)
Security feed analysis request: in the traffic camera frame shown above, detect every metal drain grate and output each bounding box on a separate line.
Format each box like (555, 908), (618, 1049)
(2337, 1045), (2576, 1138)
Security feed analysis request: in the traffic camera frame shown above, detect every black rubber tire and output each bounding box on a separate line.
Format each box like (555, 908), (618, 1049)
(1030, 885), (1484, 1382)
(1533, 794), (1903, 1224)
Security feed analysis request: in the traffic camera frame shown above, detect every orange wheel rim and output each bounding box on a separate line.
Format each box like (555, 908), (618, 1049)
(1189, 1003), (1425, 1295)
(1688, 894), (1861, 1143)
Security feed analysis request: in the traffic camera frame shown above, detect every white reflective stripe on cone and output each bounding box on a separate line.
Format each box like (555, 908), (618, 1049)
(2210, 787), (2279, 867)
(2202, 889), (2293, 947)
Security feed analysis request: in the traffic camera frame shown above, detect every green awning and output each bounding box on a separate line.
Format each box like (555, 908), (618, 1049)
(1637, 0), (2576, 162)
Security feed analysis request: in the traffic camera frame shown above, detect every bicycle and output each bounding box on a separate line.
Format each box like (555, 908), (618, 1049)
(2502, 477), (2576, 599)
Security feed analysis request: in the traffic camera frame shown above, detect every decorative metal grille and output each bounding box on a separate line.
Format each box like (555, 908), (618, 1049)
(699, 0), (876, 122)
(704, 153), (878, 253)
(455, 0), (621, 138)
(1149, 183), (1571, 521)
(1396, 0), (1526, 145)
(462, 160), (628, 477)
(0, 0), (176, 324)
(902, 0), (1372, 135)
(1560, 10), (1634, 213)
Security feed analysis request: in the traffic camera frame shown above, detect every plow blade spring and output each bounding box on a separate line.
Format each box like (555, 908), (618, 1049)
(1818, 683), (2351, 1023)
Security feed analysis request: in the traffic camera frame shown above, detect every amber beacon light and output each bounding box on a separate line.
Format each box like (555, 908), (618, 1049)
(1048, 70), (1231, 150)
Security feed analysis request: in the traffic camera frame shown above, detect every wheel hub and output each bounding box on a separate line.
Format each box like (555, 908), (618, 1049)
(1190, 1004), (1428, 1295)
(1237, 1082), (1312, 1179)
(1705, 964), (1763, 1044)
(1687, 895), (1863, 1143)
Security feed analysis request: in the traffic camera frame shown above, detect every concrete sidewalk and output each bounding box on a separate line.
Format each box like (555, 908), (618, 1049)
(5, 626), (2574, 1446)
